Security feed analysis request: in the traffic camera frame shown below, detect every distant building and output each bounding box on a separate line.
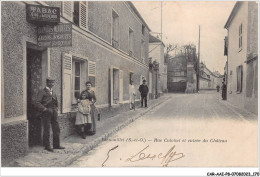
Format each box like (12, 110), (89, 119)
(224, 1), (258, 114)
(167, 55), (187, 92)
(148, 34), (167, 98)
(199, 62), (223, 90)
(167, 45), (198, 93)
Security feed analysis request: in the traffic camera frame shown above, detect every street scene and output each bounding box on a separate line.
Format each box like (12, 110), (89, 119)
(1, 1), (258, 169)
(70, 91), (258, 167)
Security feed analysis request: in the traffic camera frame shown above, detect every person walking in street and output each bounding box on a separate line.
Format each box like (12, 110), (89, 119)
(139, 79), (149, 108)
(34, 77), (65, 152)
(75, 92), (91, 139)
(221, 82), (227, 100)
(80, 81), (97, 135)
(129, 80), (136, 110)
(216, 85), (220, 92)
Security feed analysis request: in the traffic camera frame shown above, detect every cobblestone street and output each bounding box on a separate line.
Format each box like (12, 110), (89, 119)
(69, 91), (258, 167)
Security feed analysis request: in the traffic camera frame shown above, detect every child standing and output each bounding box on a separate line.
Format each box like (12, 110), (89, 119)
(75, 93), (91, 139)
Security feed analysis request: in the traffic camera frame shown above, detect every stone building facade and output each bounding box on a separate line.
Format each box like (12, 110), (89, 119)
(199, 62), (223, 90)
(224, 1), (258, 114)
(148, 34), (167, 98)
(1, 1), (151, 166)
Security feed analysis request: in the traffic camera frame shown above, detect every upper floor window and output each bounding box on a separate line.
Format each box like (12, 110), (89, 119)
(129, 28), (134, 56)
(73, 2), (80, 26)
(62, 1), (88, 30)
(142, 24), (145, 35)
(141, 39), (145, 61)
(239, 24), (243, 50)
(112, 10), (119, 48)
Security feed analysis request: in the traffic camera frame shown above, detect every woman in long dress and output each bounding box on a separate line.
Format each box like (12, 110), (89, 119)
(129, 80), (136, 110)
(80, 81), (97, 135)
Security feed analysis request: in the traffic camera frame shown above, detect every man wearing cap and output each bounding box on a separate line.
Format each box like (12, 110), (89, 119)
(139, 79), (149, 108)
(34, 77), (65, 152)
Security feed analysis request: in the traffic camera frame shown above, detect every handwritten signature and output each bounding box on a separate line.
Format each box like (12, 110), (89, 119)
(102, 145), (185, 167)
(102, 145), (119, 167)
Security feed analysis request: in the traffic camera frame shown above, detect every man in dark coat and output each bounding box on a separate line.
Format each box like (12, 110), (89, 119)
(34, 77), (65, 152)
(139, 79), (149, 108)
(221, 82), (227, 100)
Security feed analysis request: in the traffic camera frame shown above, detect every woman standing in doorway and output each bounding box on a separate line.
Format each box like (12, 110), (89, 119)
(80, 81), (97, 135)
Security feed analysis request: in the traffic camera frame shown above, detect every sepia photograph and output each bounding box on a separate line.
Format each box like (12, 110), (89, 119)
(0, 0), (259, 175)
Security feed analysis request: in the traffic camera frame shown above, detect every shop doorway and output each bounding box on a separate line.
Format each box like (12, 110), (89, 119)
(26, 43), (48, 146)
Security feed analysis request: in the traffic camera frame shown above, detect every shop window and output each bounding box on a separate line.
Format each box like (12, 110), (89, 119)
(236, 65), (243, 92)
(112, 10), (119, 48)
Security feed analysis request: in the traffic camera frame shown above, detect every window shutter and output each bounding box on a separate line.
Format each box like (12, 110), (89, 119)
(119, 70), (123, 102)
(88, 61), (96, 88)
(62, 1), (73, 22)
(62, 53), (72, 113)
(109, 66), (113, 106)
(79, 1), (88, 30)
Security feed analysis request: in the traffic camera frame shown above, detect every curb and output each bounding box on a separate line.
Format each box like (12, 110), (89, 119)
(61, 96), (170, 167)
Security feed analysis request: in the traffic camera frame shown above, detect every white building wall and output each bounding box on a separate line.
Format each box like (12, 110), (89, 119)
(227, 2), (248, 109)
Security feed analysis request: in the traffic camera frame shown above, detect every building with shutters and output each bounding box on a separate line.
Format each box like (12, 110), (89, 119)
(1, 1), (151, 166)
(224, 1), (258, 114)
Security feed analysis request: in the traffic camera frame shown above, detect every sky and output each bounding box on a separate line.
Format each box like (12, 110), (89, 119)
(132, 1), (236, 74)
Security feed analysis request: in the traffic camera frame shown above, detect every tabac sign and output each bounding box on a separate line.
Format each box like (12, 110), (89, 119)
(37, 23), (72, 47)
(26, 4), (60, 24)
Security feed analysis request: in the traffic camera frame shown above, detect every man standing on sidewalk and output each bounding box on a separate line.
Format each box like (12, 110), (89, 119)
(34, 77), (65, 152)
(139, 80), (149, 108)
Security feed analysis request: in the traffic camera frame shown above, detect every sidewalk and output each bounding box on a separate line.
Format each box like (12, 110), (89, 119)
(11, 96), (170, 167)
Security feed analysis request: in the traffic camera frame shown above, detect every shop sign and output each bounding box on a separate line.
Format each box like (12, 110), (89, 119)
(37, 23), (72, 47)
(26, 4), (60, 24)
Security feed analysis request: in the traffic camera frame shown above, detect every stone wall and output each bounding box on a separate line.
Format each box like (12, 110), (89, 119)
(1, 120), (28, 166)
(2, 1), (37, 118)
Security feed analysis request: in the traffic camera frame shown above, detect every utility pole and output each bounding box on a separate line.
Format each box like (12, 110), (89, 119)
(161, 1), (162, 44)
(197, 25), (201, 92)
(155, 1), (163, 99)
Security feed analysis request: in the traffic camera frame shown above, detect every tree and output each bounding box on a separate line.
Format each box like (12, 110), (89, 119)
(164, 44), (178, 63)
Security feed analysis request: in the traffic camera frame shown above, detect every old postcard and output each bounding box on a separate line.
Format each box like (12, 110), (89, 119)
(1, 0), (259, 175)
